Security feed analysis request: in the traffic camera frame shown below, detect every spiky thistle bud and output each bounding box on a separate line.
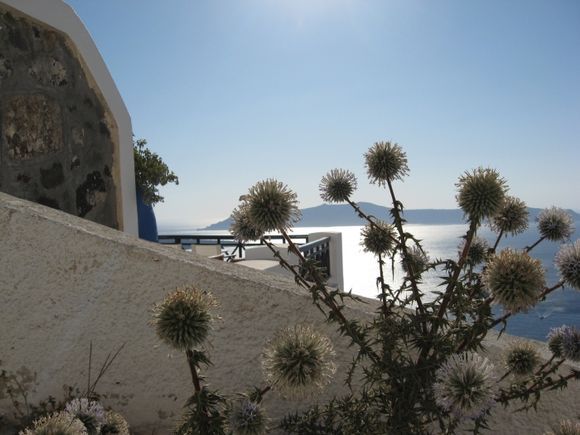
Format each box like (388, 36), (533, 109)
(538, 207), (575, 242)
(20, 412), (88, 435)
(401, 246), (429, 276)
(459, 236), (490, 267)
(153, 286), (217, 351)
(101, 411), (130, 435)
(544, 420), (580, 435)
(361, 221), (397, 256)
(490, 196), (529, 236)
(483, 249), (545, 312)
(245, 179), (301, 232)
(555, 240), (580, 291)
(433, 353), (497, 420)
(64, 398), (105, 435)
(319, 169), (358, 203)
(227, 398), (267, 435)
(505, 342), (539, 376)
(230, 204), (264, 242)
(547, 326), (567, 359)
(262, 324), (336, 398)
(364, 141), (409, 185)
(561, 326), (580, 362)
(456, 168), (507, 223)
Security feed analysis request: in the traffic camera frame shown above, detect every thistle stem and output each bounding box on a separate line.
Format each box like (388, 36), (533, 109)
(525, 236), (546, 253)
(385, 179), (427, 333)
(186, 349), (202, 393)
(492, 229), (504, 252)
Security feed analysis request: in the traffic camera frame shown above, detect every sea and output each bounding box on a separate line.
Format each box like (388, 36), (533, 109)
(160, 222), (580, 342)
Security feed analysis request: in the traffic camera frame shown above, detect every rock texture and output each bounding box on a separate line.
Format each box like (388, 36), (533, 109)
(0, 5), (119, 229)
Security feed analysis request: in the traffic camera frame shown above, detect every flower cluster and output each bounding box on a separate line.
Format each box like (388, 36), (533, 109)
(401, 245), (430, 277)
(489, 196), (529, 235)
(537, 207), (575, 242)
(456, 168), (507, 223)
(153, 286), (217, 351)
(504, 342), (539, 377)
(364, 141), (409, 185)
(65, 398), (106, 434)
(227, 398), (267, 435)
(262, 324), (336, 398)
(547, 325), (580, 361)
(243, 179), (301, 233)
(319, 169), (358, 203)
(230, 204), (264, 243)
(555, 240), (580, 291)
(433, 353), (497, 420)
(19, 400), (129, 435)
(361, 221), (397, 256)
(483, 249), (545, 312)
(459, 236), (490, 267)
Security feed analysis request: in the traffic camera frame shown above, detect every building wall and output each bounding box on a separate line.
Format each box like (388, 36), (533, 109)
(0, 0), (137, 234)
(0, 196), (578, 435)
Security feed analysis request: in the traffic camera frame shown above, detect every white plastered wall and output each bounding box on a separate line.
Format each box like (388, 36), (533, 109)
(0, 0), (138, 235)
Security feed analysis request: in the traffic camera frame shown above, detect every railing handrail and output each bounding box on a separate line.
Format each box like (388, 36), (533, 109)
(299, 236), (330, 253)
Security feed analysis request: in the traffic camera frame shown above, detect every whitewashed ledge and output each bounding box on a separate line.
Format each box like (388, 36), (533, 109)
(0, 191), (578, 434)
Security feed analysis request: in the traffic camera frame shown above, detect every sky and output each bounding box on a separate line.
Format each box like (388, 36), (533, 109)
(64, 0), (580, 229)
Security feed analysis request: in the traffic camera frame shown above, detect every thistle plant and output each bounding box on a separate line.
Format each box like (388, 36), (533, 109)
(223, 140), (580, 434)
(262, 324), (336, 398)
(156, 140), (579, 434)
(19, 412), (88, 435)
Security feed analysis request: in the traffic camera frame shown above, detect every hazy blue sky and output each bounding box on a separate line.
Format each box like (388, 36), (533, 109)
(65, 0), (580, 228)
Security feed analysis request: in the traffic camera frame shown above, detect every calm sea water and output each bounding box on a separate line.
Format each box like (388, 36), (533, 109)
(160, 222), (580, 342)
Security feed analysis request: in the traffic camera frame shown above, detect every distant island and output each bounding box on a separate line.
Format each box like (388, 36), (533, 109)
(202, 203), (580, 230)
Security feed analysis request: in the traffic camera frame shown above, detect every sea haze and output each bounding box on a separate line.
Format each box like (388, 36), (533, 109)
(202, 203), (580, 230)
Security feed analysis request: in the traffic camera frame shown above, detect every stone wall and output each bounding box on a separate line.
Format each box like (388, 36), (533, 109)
(0, 192), (579, 434)
(0, 4), (120, 229)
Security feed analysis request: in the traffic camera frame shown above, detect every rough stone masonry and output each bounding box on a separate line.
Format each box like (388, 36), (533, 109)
(0, 5), (120, 228)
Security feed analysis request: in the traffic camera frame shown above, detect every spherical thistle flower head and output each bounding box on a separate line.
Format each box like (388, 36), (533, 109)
(227, 398), (267, 435)
(361, 221), (397, 257)
(505, 342), (540, 377)
(459, 236), (490, 267)
(402, 246), (430, 276)
(456, 168), (507, 224)
(153, 286), (217, 351)
(100, 411), (130, 435)
(246, 179), (301, 233)
(555, 240), (580, 291)
(433, 353), (497, 420)
(538, 207), (575, 242)
(544, 420), (580, 435)
(20, 411), (88, 435)
(483, 249), (545, 312)
(561, 326), (580, 362)
(230, 204), (264, 243)
(262, 324), (336, 398)
(364, 141), (409, 185)
(319, 169), (357, 203)
(547, 326), (567, 359)
(490, 196), (529, 236)
(64, 398), (105, 435)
